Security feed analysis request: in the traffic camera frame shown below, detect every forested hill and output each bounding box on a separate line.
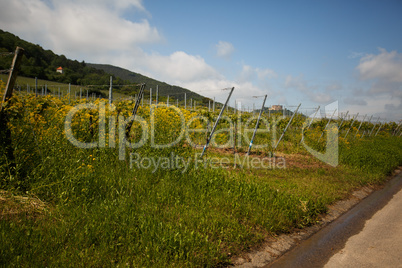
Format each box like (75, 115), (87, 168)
(88, 63), (206, 101)
(0, 29), (207, 101)
(0, 29), (127, 86)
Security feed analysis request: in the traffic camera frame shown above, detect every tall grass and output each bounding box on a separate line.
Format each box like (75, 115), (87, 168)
(1, 92), (401, 267)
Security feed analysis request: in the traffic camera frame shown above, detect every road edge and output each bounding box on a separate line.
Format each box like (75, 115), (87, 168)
(232, 167), (402, 268)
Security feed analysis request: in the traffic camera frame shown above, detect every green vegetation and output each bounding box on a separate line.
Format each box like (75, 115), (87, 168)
(0, 30), (207, 102)
(1, 89), (401, 267)
(0, 30), (128, 87)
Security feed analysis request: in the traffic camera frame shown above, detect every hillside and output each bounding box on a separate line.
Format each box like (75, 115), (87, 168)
(87, 63), (207, 102)
(0, 29), (208, 103)
(0, 29), (128, 87)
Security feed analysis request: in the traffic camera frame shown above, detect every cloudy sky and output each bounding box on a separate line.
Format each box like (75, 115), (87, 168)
(0, 0), (401, 121)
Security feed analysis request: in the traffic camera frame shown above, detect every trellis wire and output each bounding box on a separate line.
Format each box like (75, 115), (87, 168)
(0, 69), (11, 74)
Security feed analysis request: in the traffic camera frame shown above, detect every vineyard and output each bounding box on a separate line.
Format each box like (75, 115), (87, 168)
(1, 79), (402, 267)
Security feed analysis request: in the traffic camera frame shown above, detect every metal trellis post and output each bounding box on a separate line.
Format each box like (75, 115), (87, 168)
(201, 87), (235, 157)
(247, 95), (267, 155)
(317, 108), (337, 143)
(301, 105), (320, 143)
(354, 114), (367, 138)
(361, 115), (373, 139)
(369, 117), (380, 137)
(273, 103), (301, 152)
(344, 113), (359, 139)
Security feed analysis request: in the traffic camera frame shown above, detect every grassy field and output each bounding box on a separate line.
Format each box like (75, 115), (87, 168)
(0, 88), (401, 267)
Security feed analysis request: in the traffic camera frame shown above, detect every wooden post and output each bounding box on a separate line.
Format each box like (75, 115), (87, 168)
(109, 76), (113, 105)
(0, 47), (24, 175)
(35, 77), (38, 97)
(1, 47), (24, 112)
(156, 85), (158, 105)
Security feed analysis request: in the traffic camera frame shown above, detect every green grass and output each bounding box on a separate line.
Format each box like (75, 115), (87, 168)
(1, 93), (401, 267)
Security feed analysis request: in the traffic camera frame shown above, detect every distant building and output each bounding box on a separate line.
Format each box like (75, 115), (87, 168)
(269, 105), (283, 111)
(56, 66), (63, 74)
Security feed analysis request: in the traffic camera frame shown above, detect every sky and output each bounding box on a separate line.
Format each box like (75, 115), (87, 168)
(0, 0), (401, 121)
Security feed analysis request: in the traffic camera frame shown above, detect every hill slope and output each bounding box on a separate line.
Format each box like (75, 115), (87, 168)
(0, 29), (208, 103)
(87, 63), (207, 102)
(0, 29), (128, 87)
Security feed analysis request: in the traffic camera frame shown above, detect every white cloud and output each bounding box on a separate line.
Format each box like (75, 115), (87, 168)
(350, 48), (402, 121)
(343, 97), (367, 106)
(143, 51), (222, 83)
(256, 68), (278, 80)
(284, 74), (308, 90)
(325, 83), (342, 91)
(284, 74), (335, 104)
(215, 41), (235, 59)
(0, 0), (160, 59)
(181, 78), (268, 108)
(310, 93), (334, 104)
(238, 65), (277, 83)
(0, 0), (276, 110)
(357, 48), (402, 83)
(238, 65), (255, 82)
(345, 96), (402, 122)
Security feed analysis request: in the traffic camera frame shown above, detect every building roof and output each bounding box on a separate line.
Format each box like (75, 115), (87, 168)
(57, 66), (63, 70)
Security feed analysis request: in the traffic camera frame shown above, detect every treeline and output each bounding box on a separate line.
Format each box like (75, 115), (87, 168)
(0, 29), (128, 87)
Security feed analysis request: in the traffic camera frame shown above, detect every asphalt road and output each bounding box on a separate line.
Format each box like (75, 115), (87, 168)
(268, 170), (402, 268)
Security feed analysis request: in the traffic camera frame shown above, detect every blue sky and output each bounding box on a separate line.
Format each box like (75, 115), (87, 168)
(0, 0), (401, 121)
